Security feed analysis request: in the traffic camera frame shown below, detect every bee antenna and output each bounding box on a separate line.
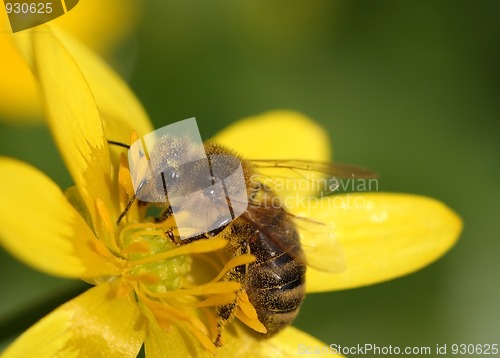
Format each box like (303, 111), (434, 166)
(107, 140), (130, 149)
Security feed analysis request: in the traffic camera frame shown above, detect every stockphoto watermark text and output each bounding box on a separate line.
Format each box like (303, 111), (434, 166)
(250, 175), (379, 211)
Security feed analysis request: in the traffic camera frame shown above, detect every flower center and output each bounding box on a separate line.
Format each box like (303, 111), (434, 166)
(120, 224), (191, 293)
(118, 221), (239, 354)
(88, 149), (266, 353)
(68, 148), (267, 353)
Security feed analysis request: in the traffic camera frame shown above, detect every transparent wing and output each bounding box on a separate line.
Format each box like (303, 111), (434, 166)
(251, 159), (377, 179)
(249, 159), (377, 199)
(243, 204), (345, 273)
(292, 213), (346, 273)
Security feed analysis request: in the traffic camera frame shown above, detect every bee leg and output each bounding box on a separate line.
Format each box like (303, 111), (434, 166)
(156, 173), (173, 224)
(214, 301), (238, 347)
(116, 179), (146, 224)
(174, 224), (231, 245)
(117, 193), (137, 224)
(156, 205), (173, 222)
(214, 243), (249, 347)
(154, 205), (178, 242)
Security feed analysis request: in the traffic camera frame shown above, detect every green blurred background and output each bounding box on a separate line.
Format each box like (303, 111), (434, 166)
(1, 0), (499, 355)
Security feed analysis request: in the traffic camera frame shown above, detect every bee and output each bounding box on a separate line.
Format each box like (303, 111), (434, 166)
(110, 124), (376, 347)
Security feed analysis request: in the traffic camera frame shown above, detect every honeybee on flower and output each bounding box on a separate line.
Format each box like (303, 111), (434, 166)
(0, 26), (461, 357)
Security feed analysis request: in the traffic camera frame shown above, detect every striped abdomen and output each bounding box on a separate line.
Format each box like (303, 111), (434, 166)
(245, 214), (306, 335)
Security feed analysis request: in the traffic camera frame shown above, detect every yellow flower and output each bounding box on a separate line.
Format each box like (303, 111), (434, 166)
(0, 0), (139, 122)
(0, 26), (461, 357)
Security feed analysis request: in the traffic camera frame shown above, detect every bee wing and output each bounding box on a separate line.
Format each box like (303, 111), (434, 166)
(290, 213), (346, 273)
(250, 159), (377, 179)
(244, 204), (345, 273)
(249, 159), (377, 198)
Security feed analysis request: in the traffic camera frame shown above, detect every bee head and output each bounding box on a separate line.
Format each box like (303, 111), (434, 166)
(135, 137), (249, 206)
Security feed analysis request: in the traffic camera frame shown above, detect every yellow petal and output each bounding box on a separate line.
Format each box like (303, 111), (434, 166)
(295, 193), (462, 292)
(220, 325), (343, 357)
(2, 283), (144, 358)
(212, 111), (331, 161)
(144, 320), (196, 358)
(0, 158), (121, 278)
(0, 10), (41, 119)
(1, 9), (9, 33)
(0, 0), (140, 122)
(145, 318), (341, 358)
(54, 0), (140, 55)
(12, 27), (115, 221)
(39, 27), (153, 142)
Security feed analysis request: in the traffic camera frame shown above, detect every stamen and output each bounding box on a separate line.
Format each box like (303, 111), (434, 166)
(119, 223), (166, 249)
(235, 291), (267, 334)
(128, 239), (227, 266)
(110, 279), (134, 298)
(136, 274), (224, 354)
(95, 198), (121, 254)
(113, 129), (245, 354)
(200, 306), (219, 339)
(142, 281), (241, 298)
(209, 254), (256, 283)
(138, 290), (191, 321)
(130, 130), (139, 144)
(119, 166), (135, 199)
(235, 307), (267, 334)
(88, 238), (115, 260)
(124, 273), (160, 284)
(142, 293), (215, 345)
(184, 293), (237, 308)
(122, 241), (151, 255)
(183, 321), (217, 355)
